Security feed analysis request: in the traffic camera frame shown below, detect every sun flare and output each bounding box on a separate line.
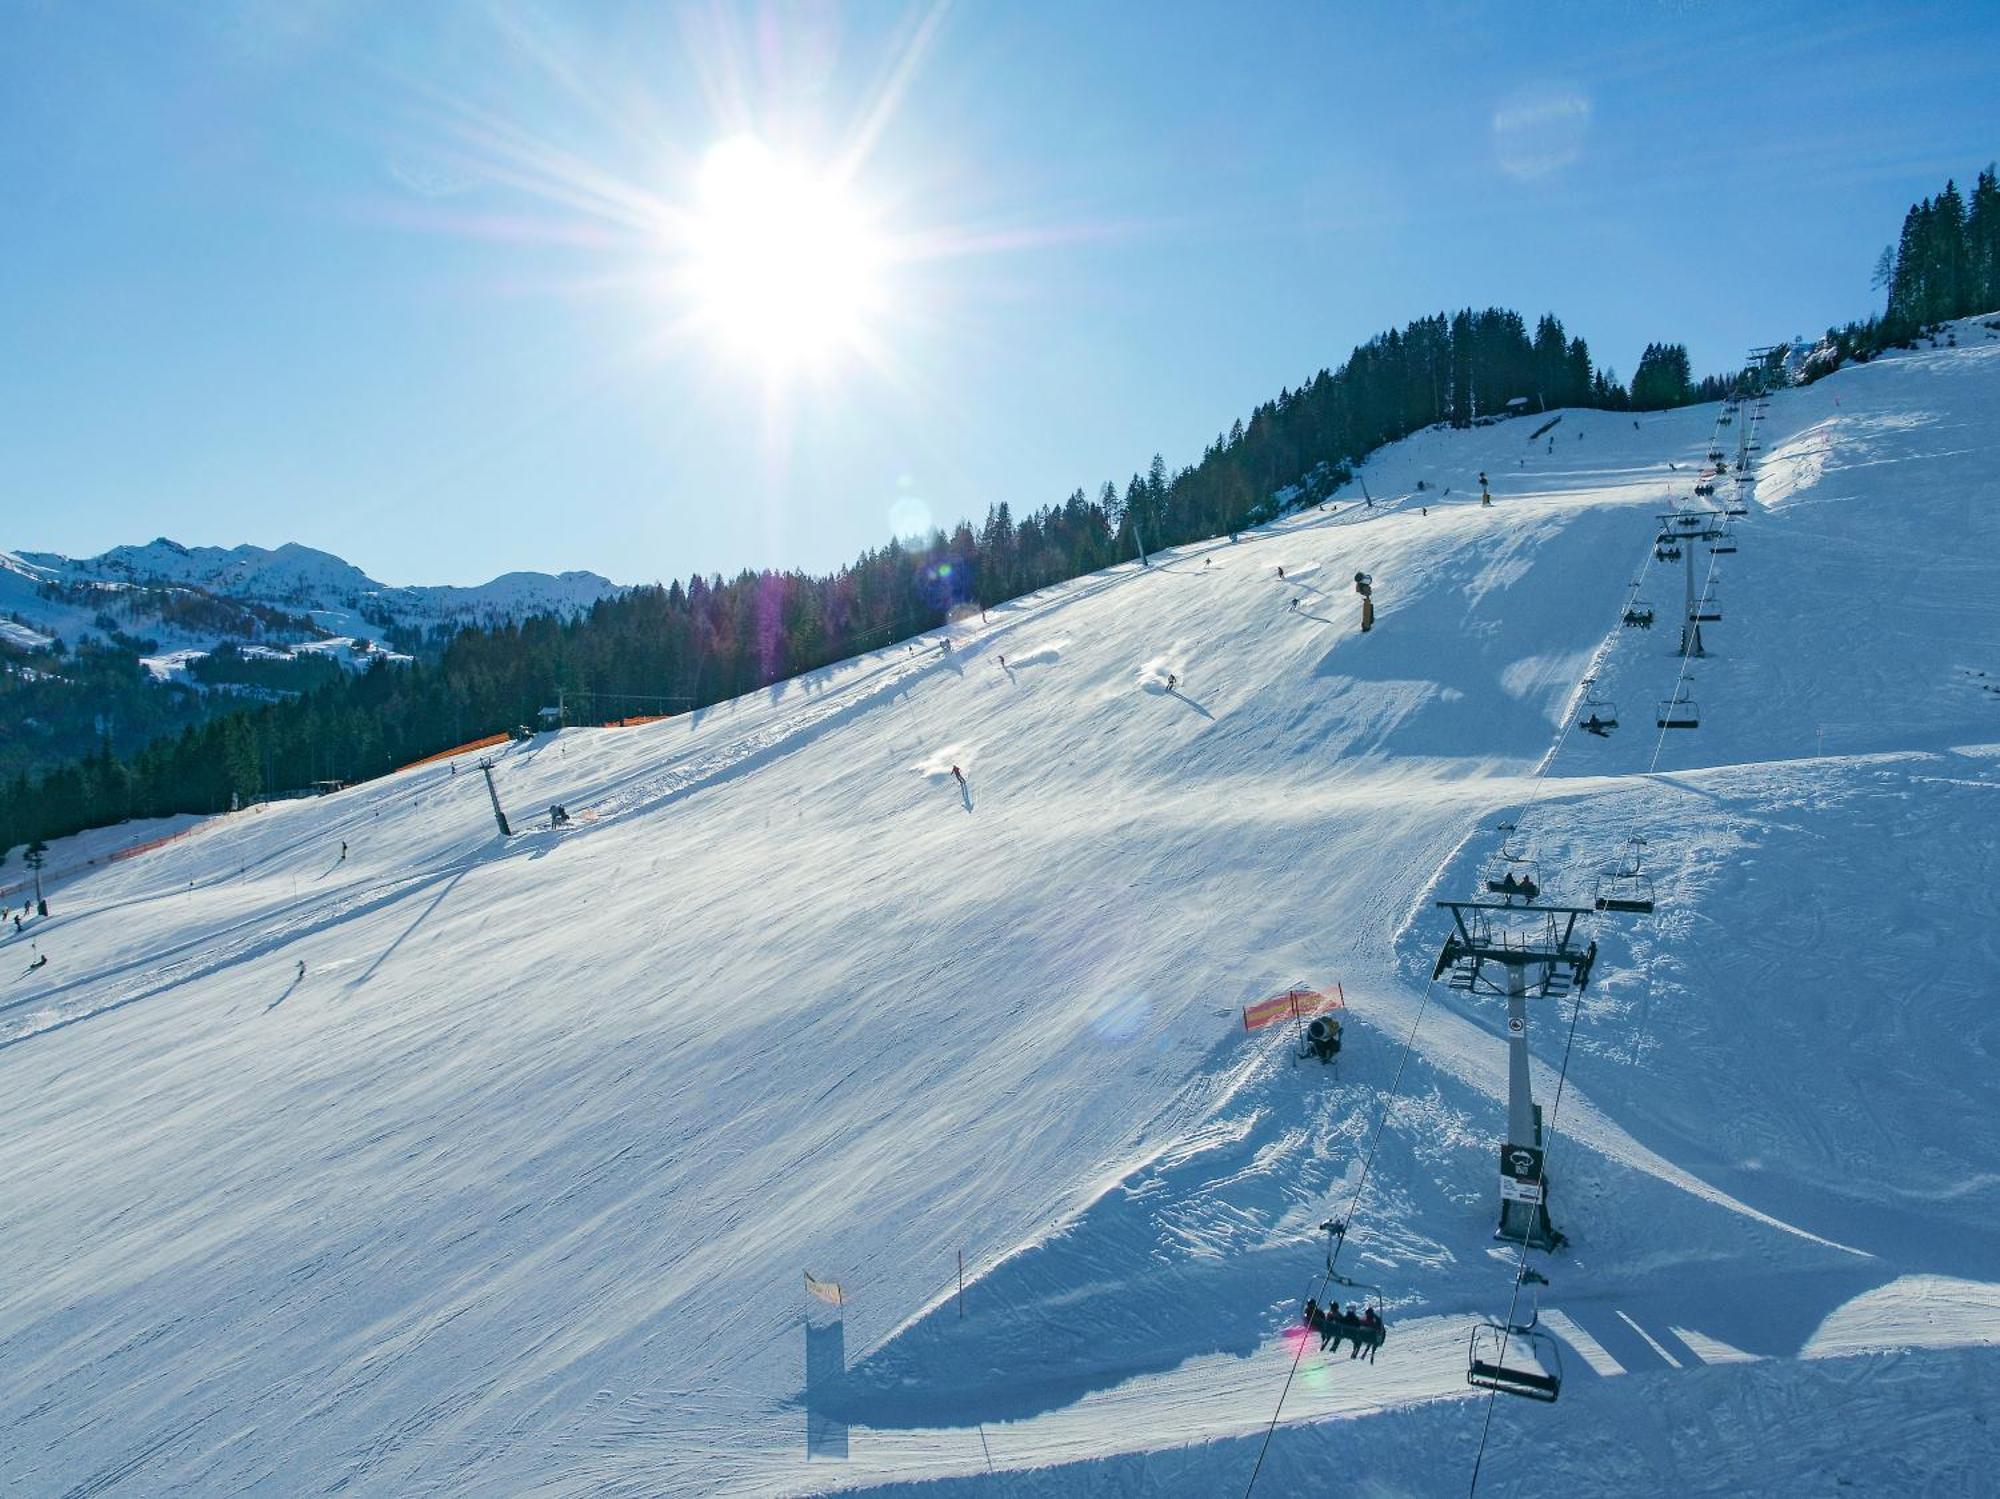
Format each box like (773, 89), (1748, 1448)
(682, 136), (886, 375)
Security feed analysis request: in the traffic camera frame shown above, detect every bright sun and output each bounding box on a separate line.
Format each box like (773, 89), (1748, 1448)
(684, 136), (886, 374)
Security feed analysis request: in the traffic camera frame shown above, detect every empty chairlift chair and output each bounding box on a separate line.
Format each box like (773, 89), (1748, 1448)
(1467, 1317), (1564, 1403)
(1656, 686), (1699, 730)
(1593, 837), (1656, 914)
(1691, 587), (1722, 623)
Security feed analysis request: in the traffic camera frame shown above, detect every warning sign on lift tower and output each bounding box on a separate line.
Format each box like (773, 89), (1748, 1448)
(1499, 1143), (1546, 1205)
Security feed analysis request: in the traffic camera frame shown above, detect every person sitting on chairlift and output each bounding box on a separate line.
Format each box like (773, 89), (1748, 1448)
(1358, 1306), (1384, 1361)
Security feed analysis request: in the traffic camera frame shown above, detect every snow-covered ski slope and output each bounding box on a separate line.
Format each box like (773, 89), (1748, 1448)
(4, 320), (2000, 1498)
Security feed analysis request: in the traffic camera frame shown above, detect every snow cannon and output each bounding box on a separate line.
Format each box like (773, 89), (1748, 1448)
(1305, 1015), (1342, 1064)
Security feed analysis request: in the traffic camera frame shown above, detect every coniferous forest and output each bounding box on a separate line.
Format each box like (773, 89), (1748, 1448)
(5, 162), (1992, 858)
(1803, 164), (2000, 377)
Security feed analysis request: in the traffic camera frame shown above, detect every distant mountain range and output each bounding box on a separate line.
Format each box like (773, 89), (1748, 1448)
(1, 538), (625, 665)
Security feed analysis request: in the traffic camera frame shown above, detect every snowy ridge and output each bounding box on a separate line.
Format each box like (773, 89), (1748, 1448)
(0, 536), (624, 670)
(2, 321), (1998, 1497)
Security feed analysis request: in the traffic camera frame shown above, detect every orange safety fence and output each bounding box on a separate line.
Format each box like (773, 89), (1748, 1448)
(398, 732), (510, 772)
(1242, 983), (1344, 1032)
(605, 714), (673, 728)
(0, 815), (223, 901)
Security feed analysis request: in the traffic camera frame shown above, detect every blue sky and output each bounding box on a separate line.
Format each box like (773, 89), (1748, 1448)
(3, 1), (1995, 586)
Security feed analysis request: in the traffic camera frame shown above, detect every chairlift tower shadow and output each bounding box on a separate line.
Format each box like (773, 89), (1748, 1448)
(1433, 893), (1599, 1250)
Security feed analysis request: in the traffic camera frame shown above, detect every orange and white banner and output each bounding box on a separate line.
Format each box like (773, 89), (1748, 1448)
(1242, 983), (1343, 1032)
(804, 1271), (844, 1308)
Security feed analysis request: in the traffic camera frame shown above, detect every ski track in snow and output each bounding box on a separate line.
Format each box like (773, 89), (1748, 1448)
(4, 320), (2000, 1497)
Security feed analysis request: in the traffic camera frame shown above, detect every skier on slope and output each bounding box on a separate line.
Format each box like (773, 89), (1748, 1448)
(1166, 673), (1178, 692)
(339, 841), (347, 861)
(296, 959), (306, 981)
(950, 765), (966, 788)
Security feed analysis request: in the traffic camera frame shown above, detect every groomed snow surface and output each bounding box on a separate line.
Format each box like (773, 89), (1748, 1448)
(5, 320), (2000, 1497)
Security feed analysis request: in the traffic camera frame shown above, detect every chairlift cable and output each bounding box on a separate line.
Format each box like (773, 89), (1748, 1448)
(1466, 951), (1593, 1497)
(1241, 975), (1441, 1499)
(1645, 540), (1725, 775)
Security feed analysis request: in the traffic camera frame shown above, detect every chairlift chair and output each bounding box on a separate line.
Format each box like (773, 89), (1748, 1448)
(1691, 589), (1722, 622)
(1578, 689), (1618, 738)
(1622, 598), (1655, 629)
(1709, 528), (1737, 555)
(1305, 1221), (1391, 1360)
(1593, 837), (1655, 914)
(1467, 1317), (1564, 1403)
(1656, 687), (1699, 729)
(1655, 544), (1682, 562)
(1485, 865), (1543, 904)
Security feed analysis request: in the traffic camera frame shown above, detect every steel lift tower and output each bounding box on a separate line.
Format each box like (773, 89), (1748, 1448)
(1656, 509), (1729, 658)
(1433, 889), (1598, 1249)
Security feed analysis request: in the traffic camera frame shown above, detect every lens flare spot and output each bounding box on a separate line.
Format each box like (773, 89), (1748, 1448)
(1091, 992), (1152, 1043)
(888, 494), (932, 539)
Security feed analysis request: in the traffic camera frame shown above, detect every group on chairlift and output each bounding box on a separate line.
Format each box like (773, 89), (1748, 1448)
(1299, 1220), (1389, 1362)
